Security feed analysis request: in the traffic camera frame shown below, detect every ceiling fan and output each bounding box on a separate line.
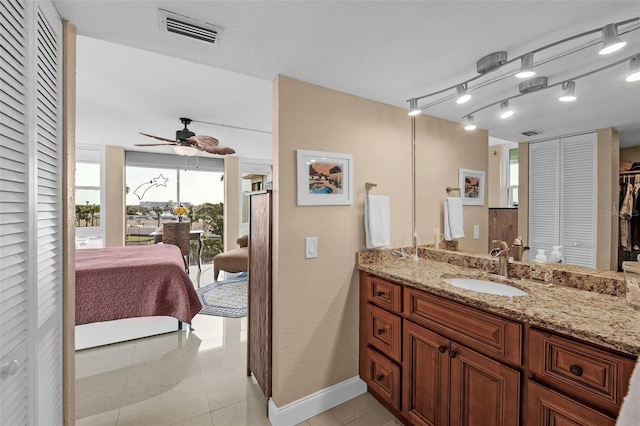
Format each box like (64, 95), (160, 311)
(135, 117), (236, 156)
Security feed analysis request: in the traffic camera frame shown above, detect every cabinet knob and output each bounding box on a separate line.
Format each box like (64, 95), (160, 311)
(376, 328), (384, 335)
(438, 345), (447, 353)
(376, 291), (384, 297)
(569, 364), (583, 377)
(375, 374), (383, 381)
(0, 360), (19, 379)
(449, 350), (457, 358)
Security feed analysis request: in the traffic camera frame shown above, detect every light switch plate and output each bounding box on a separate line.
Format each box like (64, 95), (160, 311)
(305, 237), (317, 258)
(474, 225), (480, 239)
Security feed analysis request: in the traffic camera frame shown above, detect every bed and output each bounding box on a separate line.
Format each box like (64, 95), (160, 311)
(75, 244), (202, 350)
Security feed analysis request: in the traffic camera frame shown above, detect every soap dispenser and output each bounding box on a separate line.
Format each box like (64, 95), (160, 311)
(549, 246), (563, 263)
(535, 249), (547, 263)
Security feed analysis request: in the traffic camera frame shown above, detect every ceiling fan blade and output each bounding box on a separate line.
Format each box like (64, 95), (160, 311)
(134, 143), (178, 147)
(140, 132), (176, 143)
(188, 134), (219, 147)
(197, 144), (236, 155)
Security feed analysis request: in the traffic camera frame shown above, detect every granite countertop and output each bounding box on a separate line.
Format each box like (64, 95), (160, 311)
(358, 256), (640, 357)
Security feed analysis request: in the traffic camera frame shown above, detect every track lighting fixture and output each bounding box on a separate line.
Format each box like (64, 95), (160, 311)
(173, 145), (198, 156)
(599, 23), (627, 55)
(408, 98), (421, 116)
(499, 101), (514, 119)
(558, 81), (577, 102)
(463, 116), (476, 131)
(515, 52), (536, 79)
(626, 56), (640, 82)
(456, 83), (471, 104)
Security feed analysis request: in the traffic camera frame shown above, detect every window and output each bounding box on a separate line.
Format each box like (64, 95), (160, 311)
(76, 147), (105, 248)
(507, 147), (519, 207)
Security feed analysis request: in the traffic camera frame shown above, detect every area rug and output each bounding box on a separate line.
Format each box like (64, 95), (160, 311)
(196, 274), (247, 318)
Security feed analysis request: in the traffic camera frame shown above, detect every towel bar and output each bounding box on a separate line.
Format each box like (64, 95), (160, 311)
(366, 182), (377, 196)
(446, 186), (461, 194)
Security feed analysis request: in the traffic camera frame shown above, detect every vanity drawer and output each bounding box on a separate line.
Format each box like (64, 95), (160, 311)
(366, 303), (402, 363)
(526, 380), (615, 426)
(528, 329), (635, 416)
(365, 275), (402, 314)
(404, 288), (522, 366)
(363, 347), (401, 410)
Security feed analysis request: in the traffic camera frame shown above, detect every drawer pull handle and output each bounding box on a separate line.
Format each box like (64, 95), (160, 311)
(449, 350), (457, 358)
(376, 328), (384, 335)
(569, 365), (583, 377)
(375, 374), (383, 381)
(376, 291), (384, 296)
(438, 346), (447, 353)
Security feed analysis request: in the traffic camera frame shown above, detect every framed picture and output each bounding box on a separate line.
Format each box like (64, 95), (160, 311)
(296, 149), (353, 206)
(458, 168), (485, 205)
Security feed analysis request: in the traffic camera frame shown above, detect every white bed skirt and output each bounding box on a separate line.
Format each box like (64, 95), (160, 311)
(75, 316), (186, 350)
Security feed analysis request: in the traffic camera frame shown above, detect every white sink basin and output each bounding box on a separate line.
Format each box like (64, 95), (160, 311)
(444, 278), (528, 297)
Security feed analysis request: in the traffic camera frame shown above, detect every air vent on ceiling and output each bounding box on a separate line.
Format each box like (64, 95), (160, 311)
(158, 9), (224, 45)
(522, 130), (543, 137)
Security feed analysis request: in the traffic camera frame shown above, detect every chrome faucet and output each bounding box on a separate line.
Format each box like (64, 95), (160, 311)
(490, 240), (510, 278)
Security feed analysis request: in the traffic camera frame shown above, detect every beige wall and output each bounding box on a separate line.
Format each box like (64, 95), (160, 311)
(272, 75), (489, 407)
(224, 156), (240, 251)
(104, 145), (125, 246)
(518, 130), (618, 269)
(487, 147), (502, 208)
(620, 145), (640, 163)
(414, 115), (490, 255)
(597, 128), (619, 270)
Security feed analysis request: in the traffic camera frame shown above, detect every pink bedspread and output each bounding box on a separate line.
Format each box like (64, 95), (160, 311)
(75, 245), (202, 325)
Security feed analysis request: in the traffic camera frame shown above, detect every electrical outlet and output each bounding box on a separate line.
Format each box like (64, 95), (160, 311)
(474, 225), (480, 239)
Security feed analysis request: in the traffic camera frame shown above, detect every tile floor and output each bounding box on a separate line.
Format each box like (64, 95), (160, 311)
(75, 264), (401, 426)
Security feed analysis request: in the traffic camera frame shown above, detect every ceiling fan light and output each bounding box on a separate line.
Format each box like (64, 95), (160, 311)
(626, 56), (640, 82)
(499, 100), (514, 119)
(515, 52), (536, 79)
(408, 98), (421, 116)
(558, 81), (577, 102)
(463, 116), (476, 131)
(174, 145), (198, 156)
(456, 84), (471, 104)
(599, 23), (626, 55)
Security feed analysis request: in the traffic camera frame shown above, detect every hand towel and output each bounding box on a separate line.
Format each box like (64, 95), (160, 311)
(365, 195), (390, 249)
(617, 358), (640, 425)
(444, 197), (465, 241)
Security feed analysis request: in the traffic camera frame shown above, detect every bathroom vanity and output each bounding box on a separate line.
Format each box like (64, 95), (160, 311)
(358, 250), (639, 426)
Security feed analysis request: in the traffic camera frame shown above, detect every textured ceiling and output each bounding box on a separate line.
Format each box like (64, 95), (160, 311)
(53, 1), (640, 155)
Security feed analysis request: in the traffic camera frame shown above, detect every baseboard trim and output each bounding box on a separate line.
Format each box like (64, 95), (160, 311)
(268, 376), (367, 426)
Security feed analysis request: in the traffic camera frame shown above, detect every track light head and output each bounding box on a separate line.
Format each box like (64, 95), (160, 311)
(515, 52), (536, 79)
(599, 23), (626, 55)
(559, 81), (577, 102)
(626, 56), (640, 82)
(499, 101), (514, 119)
(456, 84), (471, 104)
(463, 116), (476, 131)
(408, 98), (421, 116)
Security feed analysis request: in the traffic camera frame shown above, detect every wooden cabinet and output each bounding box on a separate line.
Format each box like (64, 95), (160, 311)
(402, 305), (520, 426)
(526, 381), (615, 426)
(528, 328), (635, 421)
(359, 271), (636, 426)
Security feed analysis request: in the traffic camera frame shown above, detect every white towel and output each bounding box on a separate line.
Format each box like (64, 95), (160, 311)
(444, 197), (464, 241)
(617, 358), (640, 425)
(365, 195), (390, 249)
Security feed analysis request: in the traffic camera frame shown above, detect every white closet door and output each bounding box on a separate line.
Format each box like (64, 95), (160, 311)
(528, 140), (560, 260)
(33, 2), (63, 424)
(0, 0), (30, 424)
(560, 134), (596, 268)
(1, 0), (62, 424)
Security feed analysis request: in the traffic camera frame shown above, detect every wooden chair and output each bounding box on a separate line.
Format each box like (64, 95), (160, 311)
(162, 222), (191, 271)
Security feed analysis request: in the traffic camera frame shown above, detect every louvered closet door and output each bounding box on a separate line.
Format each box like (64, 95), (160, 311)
(560, 134), (596, 268)
(528, 140), (560, 261)
(0, 0), (30, 424)
(1, 1), (63, 424)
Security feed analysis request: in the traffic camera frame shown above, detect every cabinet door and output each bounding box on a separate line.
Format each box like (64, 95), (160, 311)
(403, 321), (449, 426)
(527, 380), (615, 426)
(449, 342), (520, 426)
